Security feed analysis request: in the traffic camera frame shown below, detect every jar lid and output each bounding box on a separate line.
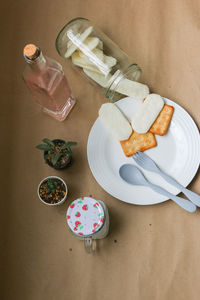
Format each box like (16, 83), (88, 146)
(66, 197), (105, 236)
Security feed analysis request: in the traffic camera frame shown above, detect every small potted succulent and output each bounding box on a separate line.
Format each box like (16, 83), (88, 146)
(38, 176), (68, 206)
(36, 138), (77, 169)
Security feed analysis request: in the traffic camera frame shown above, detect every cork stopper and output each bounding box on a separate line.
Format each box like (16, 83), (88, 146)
(23, 44), (38, 59)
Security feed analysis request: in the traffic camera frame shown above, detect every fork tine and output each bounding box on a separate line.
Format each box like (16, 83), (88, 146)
(134, 152), (139, 158)
(135, 152), (145, 161)
(138, 151), (148, 159)
(136, 151), (147, 163)
(136, 150), (158, 170)
(137, 151), (144, 157)
(133, 153), (144, 165)
(132, 154), (137, 160)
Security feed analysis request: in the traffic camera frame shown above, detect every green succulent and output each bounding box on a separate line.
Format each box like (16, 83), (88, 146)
(36, 138), (77, 166)
(46, 178), (58, 193)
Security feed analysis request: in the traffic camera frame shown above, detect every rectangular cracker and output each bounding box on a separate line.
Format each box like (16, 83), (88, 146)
(149, 104), (174, 136)
(120, 131), (157, 157)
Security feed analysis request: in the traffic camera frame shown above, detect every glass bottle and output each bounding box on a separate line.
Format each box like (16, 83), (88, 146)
(23, 44), (76, 121)
(55, 18), (146, 102)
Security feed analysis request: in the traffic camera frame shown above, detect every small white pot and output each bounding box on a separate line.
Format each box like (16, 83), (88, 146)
(37, 176), (68, 206)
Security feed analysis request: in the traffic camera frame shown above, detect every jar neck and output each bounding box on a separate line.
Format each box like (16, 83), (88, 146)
(106, 64), (141, 102)
(24, 48), (46, 71)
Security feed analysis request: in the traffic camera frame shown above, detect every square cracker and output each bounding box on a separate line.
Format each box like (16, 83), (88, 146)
(149, 105), (174, 136)
(120, 131), (157, 157)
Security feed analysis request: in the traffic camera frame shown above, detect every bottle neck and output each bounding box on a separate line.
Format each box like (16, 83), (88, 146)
(24, 48), (46, 71)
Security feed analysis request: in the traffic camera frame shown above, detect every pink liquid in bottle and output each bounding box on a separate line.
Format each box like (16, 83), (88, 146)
(23, 44), (76, 121)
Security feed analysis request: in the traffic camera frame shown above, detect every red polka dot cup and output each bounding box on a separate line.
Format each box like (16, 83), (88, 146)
(66, 197), (109, 253)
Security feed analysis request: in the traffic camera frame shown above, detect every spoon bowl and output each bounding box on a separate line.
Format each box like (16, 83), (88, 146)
(119, 163), (196, 213)
(119, 164), (147, 186)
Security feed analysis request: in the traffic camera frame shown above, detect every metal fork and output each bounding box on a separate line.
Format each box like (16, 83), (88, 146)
(133, 151), (200, 207)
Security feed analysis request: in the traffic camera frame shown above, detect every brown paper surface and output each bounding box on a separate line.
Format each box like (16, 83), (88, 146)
(1, 0), (200, 299)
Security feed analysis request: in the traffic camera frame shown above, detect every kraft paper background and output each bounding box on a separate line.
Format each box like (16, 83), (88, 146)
(1, 0), (200, 299)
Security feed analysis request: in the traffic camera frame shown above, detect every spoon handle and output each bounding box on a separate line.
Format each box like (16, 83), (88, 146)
(148, 182), (196, 213)
(157, 170), (200, 207)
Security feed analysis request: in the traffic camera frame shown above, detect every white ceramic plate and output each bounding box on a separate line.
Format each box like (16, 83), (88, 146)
(87, 97), (200, 205)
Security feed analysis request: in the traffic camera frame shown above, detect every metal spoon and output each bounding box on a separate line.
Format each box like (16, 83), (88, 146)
(119, 164), (196, 213)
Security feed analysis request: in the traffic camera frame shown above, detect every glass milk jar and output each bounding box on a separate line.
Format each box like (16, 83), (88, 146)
(66, 197), (109, 253)
(56, 18), (147, 102)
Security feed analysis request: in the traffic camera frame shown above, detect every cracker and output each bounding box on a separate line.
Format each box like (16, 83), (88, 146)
(149, 105), (174, 136)
(120, 131), (157, 157)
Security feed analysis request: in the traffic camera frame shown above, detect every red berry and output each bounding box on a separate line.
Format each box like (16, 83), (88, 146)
(70, 203), (75, 208)
(82, 204), (88, 211)
(75, 221), (81, 226)
(92, 229), (95, 233)
(82, 197), (84, 200)
(75, 212), (81, 217)
(93, 202), (99, 208)
(67, 215), (70, 219)
(78, 232), (83, 235)
(93, 223), (99, 228)
(100, 218), (104, 223)
(74, 227), (77, 231)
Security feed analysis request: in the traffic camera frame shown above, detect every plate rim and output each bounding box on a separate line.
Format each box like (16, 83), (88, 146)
(87, 97), (200, 205)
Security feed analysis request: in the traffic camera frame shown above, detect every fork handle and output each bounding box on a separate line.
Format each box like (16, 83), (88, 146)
(157, 170), (200, 207)
(147, 182), (196, 213)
